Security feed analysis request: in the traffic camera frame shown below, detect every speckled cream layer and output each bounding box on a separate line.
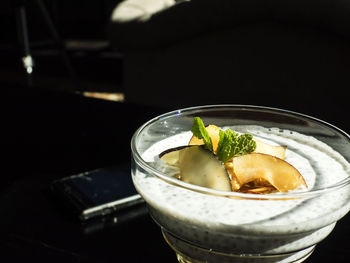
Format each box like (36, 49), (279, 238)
(132, 126), (350, 256)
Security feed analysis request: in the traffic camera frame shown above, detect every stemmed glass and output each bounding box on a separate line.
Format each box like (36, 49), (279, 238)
(131, 105), (350, 263)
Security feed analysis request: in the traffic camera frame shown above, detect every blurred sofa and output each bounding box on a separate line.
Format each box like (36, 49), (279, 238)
(107, 0), (350, 114)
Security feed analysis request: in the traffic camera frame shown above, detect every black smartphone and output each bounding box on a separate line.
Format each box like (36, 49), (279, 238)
(50, 165), (144, 221)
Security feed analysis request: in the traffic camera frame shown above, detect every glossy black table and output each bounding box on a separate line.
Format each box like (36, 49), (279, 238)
(0, 85), (349, 262)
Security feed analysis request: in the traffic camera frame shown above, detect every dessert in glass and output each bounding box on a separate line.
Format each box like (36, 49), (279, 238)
(130, 105), (350, 263)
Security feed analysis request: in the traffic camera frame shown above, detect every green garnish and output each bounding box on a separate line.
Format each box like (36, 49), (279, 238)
(217, 130), (256, 162)
(191, 117), (256, 163)
(191, 117), (213, 151)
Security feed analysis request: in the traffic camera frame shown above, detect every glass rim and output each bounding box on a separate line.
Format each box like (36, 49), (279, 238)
(131, 104), (350, 200)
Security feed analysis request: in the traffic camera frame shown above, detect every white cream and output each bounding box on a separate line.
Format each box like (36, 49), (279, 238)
(132, 126), (350, 259)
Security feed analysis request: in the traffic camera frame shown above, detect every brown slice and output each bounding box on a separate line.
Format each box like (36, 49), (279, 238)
(239, 186), (277, 194)
(227, 153), (307, 192)
(254, 138), (287, 159)
(238, 178), (277, 194)
(188, 125), (221, 153)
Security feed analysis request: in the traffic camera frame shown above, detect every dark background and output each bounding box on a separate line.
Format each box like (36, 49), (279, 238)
(1, 1), (350, 262)
(0, 0), (123, 94)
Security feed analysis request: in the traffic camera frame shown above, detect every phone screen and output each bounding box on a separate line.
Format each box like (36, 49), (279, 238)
(51, 165), (144, 221)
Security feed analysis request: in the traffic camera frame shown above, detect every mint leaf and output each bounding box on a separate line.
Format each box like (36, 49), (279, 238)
(216, 130), (235, 163)
(190, 117), (256, 162)
(233, 133), (256, 156)
(191, 117), (213, 151)
(216, 129), (256, 163)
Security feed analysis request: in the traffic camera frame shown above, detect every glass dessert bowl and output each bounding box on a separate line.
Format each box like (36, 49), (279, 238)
(130, 105), (350, 263)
